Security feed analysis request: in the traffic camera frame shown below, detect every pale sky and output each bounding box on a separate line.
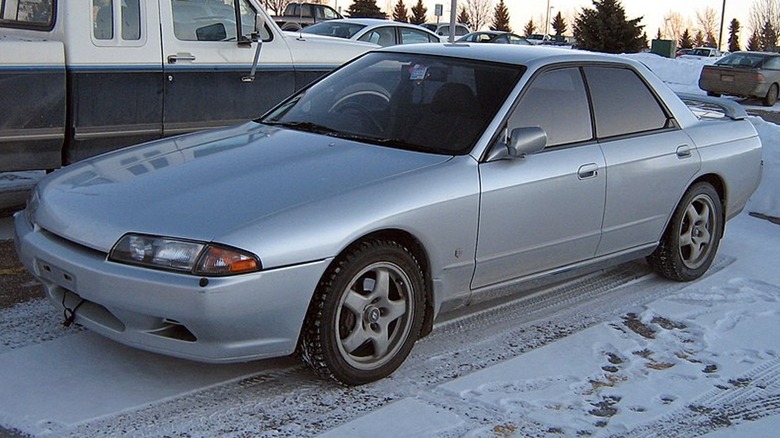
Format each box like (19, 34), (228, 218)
(361, 0), (754, 45)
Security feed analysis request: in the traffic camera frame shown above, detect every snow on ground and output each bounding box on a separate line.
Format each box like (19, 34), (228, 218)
(0, 55), (779, 437)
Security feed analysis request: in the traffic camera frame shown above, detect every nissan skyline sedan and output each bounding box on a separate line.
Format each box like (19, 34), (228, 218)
(15, 44), (762, 385)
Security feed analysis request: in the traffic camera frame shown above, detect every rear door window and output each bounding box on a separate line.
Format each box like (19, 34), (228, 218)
(584, 66), (670, 139)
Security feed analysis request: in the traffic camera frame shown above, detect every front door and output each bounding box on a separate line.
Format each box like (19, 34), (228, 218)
(473, 67), (606, 290)
(159, 0), (296, 136)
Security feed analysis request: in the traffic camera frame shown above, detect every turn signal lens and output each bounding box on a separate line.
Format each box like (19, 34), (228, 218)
(196, 246), (260, 275)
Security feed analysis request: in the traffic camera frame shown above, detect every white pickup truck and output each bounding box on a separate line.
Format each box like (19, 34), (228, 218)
(0, 0), (373, 172)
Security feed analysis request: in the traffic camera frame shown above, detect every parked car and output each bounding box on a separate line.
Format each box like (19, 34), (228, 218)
(676, 48), (695, 57)
(301, 18), (442, 46)
(457, 31), (530, 45)
(272, 2), (342, 31)
(526, 33), (551, 45)
(679, 47), (724, 59)
(699, 51), (780, 106)
(15, 44), (762, 386)
(420, 22), (471, 39)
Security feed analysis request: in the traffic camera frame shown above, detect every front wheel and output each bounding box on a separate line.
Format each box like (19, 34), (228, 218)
(300, 239), (425, 385)
(647, 182), (723, 281)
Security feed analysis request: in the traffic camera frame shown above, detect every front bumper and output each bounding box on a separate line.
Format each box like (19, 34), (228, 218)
(14, 211), (331, 363)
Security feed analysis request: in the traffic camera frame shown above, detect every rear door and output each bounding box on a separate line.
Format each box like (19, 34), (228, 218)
(584, 65), (701, 256)
(159, 0), (296, 136)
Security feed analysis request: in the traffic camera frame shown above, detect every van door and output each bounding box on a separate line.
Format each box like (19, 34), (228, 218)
(159, 0), (296, 136)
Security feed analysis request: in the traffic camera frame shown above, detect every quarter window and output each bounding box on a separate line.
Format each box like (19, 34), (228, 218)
(93, 0), (113, 39)
(91, 0), (141, 41)
(508, 67), (593, 147)
(584, 66), (670, 138)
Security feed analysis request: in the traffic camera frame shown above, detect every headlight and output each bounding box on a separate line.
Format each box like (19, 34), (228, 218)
(109, 234), (261, 276)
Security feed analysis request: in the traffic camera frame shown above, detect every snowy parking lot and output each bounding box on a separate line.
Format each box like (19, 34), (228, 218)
(1, 54), (779, 437)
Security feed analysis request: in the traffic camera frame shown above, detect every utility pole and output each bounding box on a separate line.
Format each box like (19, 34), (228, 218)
(718, 0), (726, 50)
(545, 0), (551, 36)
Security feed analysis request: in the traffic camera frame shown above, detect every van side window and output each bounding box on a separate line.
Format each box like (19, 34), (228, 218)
(507, 67), (593, 147)
(122, 0), (141, 40)
(0, 0), (54, 29)
(93, 0), (114, 40)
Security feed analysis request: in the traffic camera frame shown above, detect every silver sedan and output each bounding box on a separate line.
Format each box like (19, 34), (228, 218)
(15, 44), (762, 385)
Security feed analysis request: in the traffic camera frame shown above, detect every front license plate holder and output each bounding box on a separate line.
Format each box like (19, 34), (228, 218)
(721, 75), (734, 82)
(37, 259), (77, 291)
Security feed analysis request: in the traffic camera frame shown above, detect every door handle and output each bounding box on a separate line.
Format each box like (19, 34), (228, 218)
(167, 53), (196, 64)
(577, 163), (599, 180)
(676, 145), (692, 158)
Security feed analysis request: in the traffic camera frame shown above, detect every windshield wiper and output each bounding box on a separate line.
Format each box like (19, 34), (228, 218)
(263, 120), (341, 136)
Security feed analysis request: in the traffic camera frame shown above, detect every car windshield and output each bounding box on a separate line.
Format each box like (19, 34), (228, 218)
(261, 52), (524, 155)
(301, 21), (365, 38)
(716, 53), (767, 68)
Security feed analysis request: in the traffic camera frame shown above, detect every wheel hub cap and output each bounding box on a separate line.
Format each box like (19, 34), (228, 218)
(364, 306), (381, 324)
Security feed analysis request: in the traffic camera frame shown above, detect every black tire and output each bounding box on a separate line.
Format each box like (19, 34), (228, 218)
(706, 91), (721, 98)
(647, 182), (723, 282)
(300, 239), (426, 385)
(763, 83), (778, 107)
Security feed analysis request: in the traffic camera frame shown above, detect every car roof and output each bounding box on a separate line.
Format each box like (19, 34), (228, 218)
(328, 18), (422, 28)
(380, 43), (632, 68)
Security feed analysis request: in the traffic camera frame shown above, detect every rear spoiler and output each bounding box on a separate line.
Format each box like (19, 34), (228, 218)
(676, 92), (749, 121)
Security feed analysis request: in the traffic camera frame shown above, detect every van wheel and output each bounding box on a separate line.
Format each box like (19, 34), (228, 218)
(300, 239), (425, 385)
(763, 84), (778, 106)
(647, 182), (723, 282)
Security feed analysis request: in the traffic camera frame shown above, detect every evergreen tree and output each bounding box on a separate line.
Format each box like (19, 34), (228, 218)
(694, 30), (705, 47)
(727, 18), (741, 52)
(457, 7), (470, 27)
(409, 0), (427, 25)
(490, 0), (511, 32)
(572, 0), (645, 53)
(655, 28), (662, 40)
(346, 0), (384, 19)
(761, 20), (778, 51)
(552, 11), (567, 36)
(523, 19), (536, 37)
(705, 32), (717, 47)
(747, 30), (761, 51)
(392, 0), (409, 22)
(679, 29), (693, 49)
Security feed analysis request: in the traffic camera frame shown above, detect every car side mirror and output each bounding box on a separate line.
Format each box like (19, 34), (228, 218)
(486, 127), (547, 161)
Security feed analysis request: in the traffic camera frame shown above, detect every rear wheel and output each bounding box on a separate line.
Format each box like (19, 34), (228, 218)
(763, 83), (778, 106)
(300, 239), (425, 385)
(706, 91), (721, 98)
(647, 182), (723, 282)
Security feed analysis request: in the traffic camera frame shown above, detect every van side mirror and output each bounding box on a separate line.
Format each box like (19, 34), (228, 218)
(486, 127), (547, 161)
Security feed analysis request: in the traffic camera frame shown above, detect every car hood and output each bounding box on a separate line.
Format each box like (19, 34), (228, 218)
(33, 122), (451, 253)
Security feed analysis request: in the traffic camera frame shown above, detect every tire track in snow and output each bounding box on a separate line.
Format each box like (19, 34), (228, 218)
(62, 259), (722, 437)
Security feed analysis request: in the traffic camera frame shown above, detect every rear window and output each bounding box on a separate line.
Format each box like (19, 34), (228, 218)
(715, 53), (768, 68)
(0, 0), (55, 30)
